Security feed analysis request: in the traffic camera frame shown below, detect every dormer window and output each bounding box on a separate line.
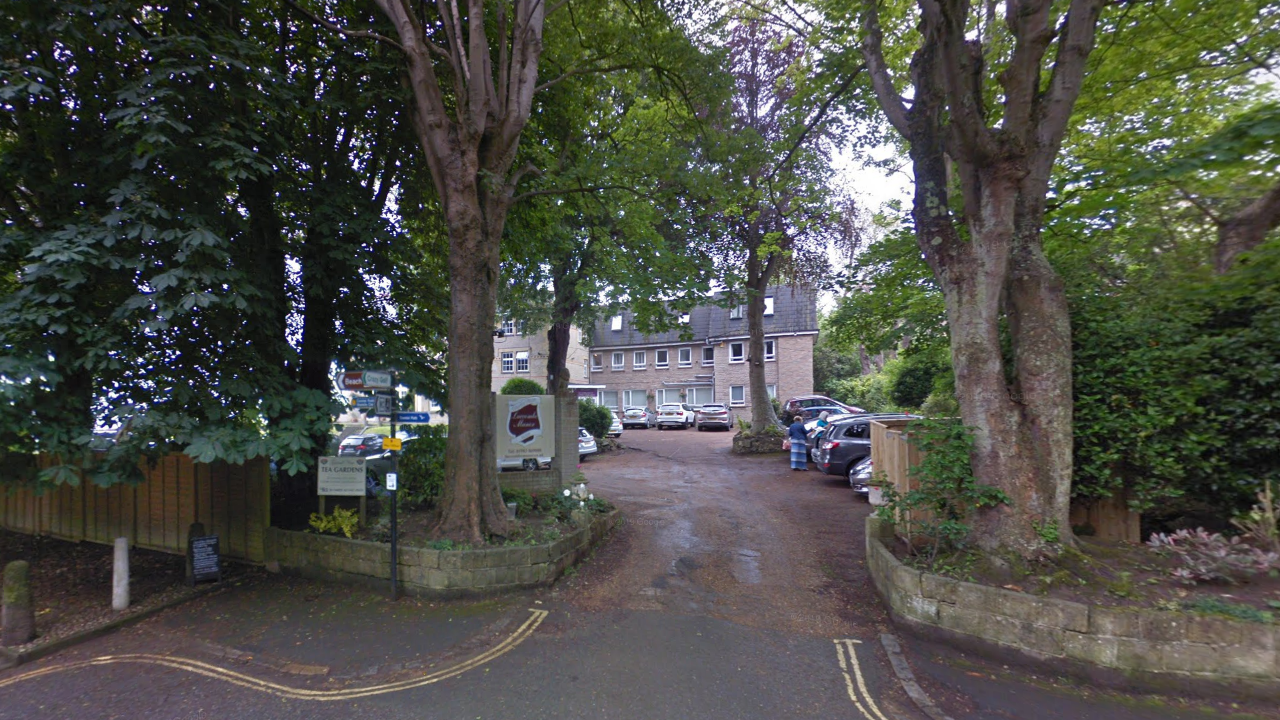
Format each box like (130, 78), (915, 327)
(500, 319), (516, 335)
(729, 305), (744, 320)
(764, 297), (774, 316)
(680, 312), (690, 324)
(610, 315), (623, 331)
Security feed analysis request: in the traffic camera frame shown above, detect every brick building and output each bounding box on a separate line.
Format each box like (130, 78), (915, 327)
(583, 286), (818, 411)
(491, 320), (591, 392)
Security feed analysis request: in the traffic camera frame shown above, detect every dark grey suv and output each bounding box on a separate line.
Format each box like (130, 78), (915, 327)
(812, 414), (918, 483)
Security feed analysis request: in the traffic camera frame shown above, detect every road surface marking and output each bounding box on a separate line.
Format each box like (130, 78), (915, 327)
(835, 638), (892, 720)
(0, 608), (548, 701)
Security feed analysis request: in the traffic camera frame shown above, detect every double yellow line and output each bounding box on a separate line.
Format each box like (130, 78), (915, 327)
(0, 608), (548, 701)
(834, 638), (892, 720)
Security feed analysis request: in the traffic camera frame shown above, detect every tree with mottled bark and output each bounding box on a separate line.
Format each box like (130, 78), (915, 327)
(859, 0), (1104, 555)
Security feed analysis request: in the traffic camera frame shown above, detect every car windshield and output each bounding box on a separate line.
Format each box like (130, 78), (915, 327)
(659, 404), (682, 412)
(701, 405), (725, 411)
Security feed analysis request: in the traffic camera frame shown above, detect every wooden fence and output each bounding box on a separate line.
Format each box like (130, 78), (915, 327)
(0, 454), (269, 563)
(869, 419), (1139, 543)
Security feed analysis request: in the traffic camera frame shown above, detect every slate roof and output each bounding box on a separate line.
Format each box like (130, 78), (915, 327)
(586, 286), (818, 349)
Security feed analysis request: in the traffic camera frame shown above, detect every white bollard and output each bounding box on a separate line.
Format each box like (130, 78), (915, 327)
(112, 537), (129, 611)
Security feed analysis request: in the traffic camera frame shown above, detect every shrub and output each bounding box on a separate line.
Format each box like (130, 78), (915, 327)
(829, 368), (897, 413)
(1232, 482), (1279, 553)
(876, 419), (1009, 564)
(397, 424), (447, 510)
(1146, 527), (1280, 584)
(578, 399), (612, 439)
(502, 487), (534, 516)
(309, 507), (359, 538)
(889, 351), (947, 409)
(500, 378), (545, 395)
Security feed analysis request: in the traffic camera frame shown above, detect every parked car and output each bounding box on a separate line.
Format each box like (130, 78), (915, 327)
(338, 433), (389, 457)
(578, 427), (598, 460)
(695, 403), (733, 431)
(607, 410), (624, 437)
(812, 414), (918, 482)
(621, 405), (656, 429)
(781, 395), (864, 418)
(797, 405), (847, 422)
(656, 402), (695, 429)
(499, 456), (551, 472)
(847, 456), (873, 498)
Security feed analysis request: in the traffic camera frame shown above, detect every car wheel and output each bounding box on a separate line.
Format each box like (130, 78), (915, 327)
(522, 458), (538, 471)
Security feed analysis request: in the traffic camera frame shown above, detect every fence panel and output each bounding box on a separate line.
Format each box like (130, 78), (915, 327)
(1, 454), (268, 562)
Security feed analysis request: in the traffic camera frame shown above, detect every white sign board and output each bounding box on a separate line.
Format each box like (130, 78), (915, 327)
(385, 473), (398, 491)
(495, 394), (555, 460)
(317, 456), (366, 496)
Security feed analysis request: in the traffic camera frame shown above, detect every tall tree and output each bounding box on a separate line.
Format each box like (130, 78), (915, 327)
(858, 0), (1104, 554)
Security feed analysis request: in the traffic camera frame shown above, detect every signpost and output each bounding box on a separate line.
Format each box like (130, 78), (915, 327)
(339, 371), (393, 390)
(354, 396), (376, 409)
(395, 412), (433, 424)
(374, 394), (395, 417)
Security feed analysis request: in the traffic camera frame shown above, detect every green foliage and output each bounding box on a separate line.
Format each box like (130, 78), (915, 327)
(889, 350), (948, 409)
(309, 507), (359, 538)
(813, 328), (864, 395)
(829, 365), (898, 413)
(1072, 242), (1280, 516)
(501, 487), (535, 516)
(396, 426), (447, 511)
(1182, 597), (1275, 625)
(500, 378), (546, 396)
(877, 419), (1010, 563)
(578, 400), (612, 440)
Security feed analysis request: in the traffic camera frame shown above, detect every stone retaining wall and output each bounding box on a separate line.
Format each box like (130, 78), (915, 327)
(865, 517), (1280, 699)
(266, 511), (617, 596)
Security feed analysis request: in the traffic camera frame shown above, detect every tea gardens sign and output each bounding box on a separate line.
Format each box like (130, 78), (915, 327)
(496, 394), (555, 461)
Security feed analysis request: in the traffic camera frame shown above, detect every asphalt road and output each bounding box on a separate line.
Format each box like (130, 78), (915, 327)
(0, 426), (1267, 719)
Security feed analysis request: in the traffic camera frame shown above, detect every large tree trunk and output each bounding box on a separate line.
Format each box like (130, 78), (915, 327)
(545, 271), (581, 397)
(433, 170), (511, 542)
(745, 249), (779, 430)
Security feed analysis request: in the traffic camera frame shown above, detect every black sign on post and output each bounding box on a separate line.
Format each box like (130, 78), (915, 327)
(189, 535), (221, 585)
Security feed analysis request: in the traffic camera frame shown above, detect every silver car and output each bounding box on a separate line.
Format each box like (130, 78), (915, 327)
(578, 427), (598, 460)
(607, 410), (624, 437)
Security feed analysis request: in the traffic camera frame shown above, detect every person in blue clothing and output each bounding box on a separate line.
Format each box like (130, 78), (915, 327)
(788, 415), (809, 471)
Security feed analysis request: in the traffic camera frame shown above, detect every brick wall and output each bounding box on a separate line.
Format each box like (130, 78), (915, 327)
(587, 333), (816, 410)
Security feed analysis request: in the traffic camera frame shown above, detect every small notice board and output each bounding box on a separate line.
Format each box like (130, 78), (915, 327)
(189, 535), (221, 584)
(317, 456), (366, 496)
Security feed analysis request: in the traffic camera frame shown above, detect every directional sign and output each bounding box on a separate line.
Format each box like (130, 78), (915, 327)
(354, 396), (376, 409)
(396, 412), (433, 424)
(374, 395), (395, 417)
(382, 437), (402, 451)
(338, 371), (392, 390)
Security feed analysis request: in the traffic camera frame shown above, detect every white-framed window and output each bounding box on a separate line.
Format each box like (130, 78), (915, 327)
(764, 297), (774, 316)
(702, 347), (714, 366)
(764, 339), (775, 361)
(501, 352), (514, 373)
(680, 312), (690, 324)
(730, 385), (745, 406)
(655, 349), (669, 368)
(591, 353), (603, 372)
(633, 351), (646, 369)
(611, 315), (623, 331)
(598, 390), (619, 409)
(729, 304), (744, 320)
(611, 351), (624, 370)
(656, 388), (682, 405)
(687, 387), (714, 407)
(500, 319), (516, 336)
(678, 347), (692, 367)
(729, 342), (745, 363)
(516, 350), (529, 373)
(623, 389), (647, 407)
(767, 384), (777, 399)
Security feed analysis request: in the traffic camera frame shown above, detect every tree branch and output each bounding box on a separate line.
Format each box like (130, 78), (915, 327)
(535, 63), (634, 93)
(767, 65), (865, 181)
(284, 0), (405, 53)
(859, 0), (911, 136)
(513, 184), (645, 203)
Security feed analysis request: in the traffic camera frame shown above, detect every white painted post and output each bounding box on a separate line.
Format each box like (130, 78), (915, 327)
(112, 538), (129, 611)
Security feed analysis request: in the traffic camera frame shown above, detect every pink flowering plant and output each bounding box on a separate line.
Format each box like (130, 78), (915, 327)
(1146, 527), (1280, 584)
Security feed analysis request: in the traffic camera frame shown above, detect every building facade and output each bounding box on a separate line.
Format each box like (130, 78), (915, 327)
(491, 321), (591, 392)
(584, 286), (818, 412)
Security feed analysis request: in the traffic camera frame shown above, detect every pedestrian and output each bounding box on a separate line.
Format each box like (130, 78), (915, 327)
(788, 415), (809, 471)
(816, 411), (830, 430)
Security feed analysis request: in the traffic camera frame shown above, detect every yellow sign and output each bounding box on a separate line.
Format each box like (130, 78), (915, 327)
(382, 438), (402, 451)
